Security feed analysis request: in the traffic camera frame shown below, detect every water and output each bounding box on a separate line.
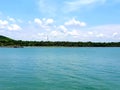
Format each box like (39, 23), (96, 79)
(0, 47), (120, 90)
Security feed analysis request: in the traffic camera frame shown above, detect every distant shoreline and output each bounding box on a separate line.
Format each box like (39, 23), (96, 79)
(1, 41), (120, 47)
(0, 35), (120, 47)
(0, 46), (120, 48)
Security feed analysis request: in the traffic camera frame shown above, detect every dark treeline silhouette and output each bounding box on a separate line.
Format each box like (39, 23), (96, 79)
(0, 40), (120, 47)
(0, 35), (120, 47)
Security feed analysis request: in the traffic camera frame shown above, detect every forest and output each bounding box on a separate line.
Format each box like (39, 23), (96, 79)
(0, 35), (120, 47)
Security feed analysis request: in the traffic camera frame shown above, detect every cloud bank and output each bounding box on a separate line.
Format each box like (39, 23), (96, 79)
(0, 16), (120, 42)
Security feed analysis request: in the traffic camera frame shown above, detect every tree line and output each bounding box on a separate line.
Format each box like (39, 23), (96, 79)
(0, 40), (120, 47)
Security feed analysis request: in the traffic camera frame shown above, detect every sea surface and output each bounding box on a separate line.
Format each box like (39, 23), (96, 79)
(0, 47), (120, 90)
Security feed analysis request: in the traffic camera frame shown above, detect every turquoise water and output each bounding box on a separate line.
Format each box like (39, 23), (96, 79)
(0, 47), (120, 90)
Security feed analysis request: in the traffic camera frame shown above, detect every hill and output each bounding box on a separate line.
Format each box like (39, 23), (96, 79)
(0, 35), (14, 41)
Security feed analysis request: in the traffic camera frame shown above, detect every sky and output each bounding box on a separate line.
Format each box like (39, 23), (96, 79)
(0, 0), (120, 42)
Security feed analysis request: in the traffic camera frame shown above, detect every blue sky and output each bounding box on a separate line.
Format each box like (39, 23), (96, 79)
(0, 0), (120, 42)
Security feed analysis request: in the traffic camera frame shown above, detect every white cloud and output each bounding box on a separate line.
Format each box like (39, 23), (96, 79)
(34, 18), (54, 25)
(33, 18), (55, 31)
(38, 33), (45, 36)
(0, 19), (22, 31)
(37, 33), (48, 40)
(1, 16), (120, 42)
(0, 20), (8, 26)
(7, 24), (22, 31)
(68, 30), (80, 36)
(88, 31), (93, 35)
(31, 19), (120, 41)
(112, 32), (118, 37)
(64, 0), (106, 12)
(0, 20), (9, 29)
(50, 31), (60, 37)
(46, 19), (54, 25)
(96, 33), (104, 38)
(64, 18), (86, 27)
(58, 25), (68, 33)
(34, 18), (42, 25)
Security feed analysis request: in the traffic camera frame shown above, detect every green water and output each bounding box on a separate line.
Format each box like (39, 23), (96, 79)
(0, 47), (120, 90)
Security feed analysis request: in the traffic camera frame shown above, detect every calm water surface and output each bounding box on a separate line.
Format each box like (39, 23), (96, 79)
(0, 47), (120, 90)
